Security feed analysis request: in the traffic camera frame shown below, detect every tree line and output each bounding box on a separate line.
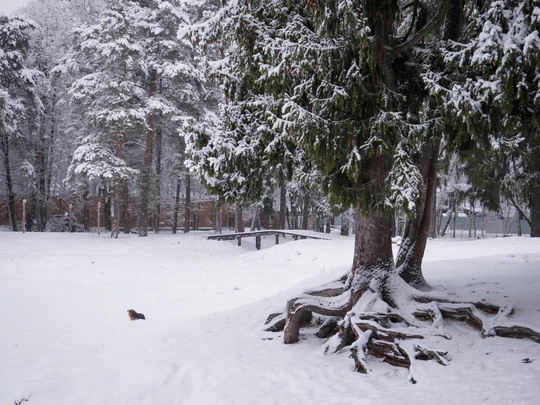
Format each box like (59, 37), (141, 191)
(1, 0), (537, 241)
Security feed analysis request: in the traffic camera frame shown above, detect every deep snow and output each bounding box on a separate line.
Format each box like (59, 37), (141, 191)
(1, 231), (539, 404)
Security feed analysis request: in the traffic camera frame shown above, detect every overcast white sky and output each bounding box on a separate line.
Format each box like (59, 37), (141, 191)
(0, 0), (30, 15)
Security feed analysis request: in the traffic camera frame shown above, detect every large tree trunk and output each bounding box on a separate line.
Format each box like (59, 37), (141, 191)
(283, 205), (395, 345)
(351, 209), (394, 276)
(348, 0), (397, 285)
(395, 142), (440, 289)
(111, 135), (125, 239)
(530, 183), (540, 237)
(350, 155), (395, 284)
(121, 179), (130, 234)
(139, 71), (157, 237)
(1, 134), (18, 231)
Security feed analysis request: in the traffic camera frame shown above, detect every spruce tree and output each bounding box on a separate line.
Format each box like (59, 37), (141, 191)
(135, 0), (208, 235)
(0, 15), (41, 231)
(62, 0), (144, 238)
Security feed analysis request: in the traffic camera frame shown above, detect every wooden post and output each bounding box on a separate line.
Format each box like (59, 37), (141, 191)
(255, 235), (261, 250)
(22, 199), (26, 233)
(237, 235), (241, 247)
(275, 233), (280, 245)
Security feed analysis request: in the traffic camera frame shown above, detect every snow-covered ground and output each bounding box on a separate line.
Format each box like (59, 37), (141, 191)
(1, 231), (539, 404)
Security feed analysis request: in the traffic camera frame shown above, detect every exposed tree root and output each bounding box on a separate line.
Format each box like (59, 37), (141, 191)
(284, 290), (353, 344)
(493, 326), (540, 343)
(267, 272), (540, 381)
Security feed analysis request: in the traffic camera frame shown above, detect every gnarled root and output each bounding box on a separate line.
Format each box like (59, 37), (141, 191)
(493, 326), (540, 343)
(284, 289), (353, 344)
(414, 301), (540, 342)
(268, 271), (540, 380)
(345, 310), (449, 376)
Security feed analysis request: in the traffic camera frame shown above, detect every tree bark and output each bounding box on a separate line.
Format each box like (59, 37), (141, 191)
(443, 0), (464, 41)
(352, 208), (394, 276)
(35, 91), (55, 232)
(82, 183), (90, 231)
(111, 134), (125, 239)
(153, 125), (162, 233)
(251, 205), (261, 231)
(184, 172), (191, 233)
(349, 2), (397, 287)
(279, 175), (287, 230)
(530, 183), (540, 237)
(1, 134), (18, 231)
(396, 142), (440, 289)
(139, 69), (157, 237)
(290, 203), (298, 229)
(215, 199), (222, 233)
(236, 205), (245, 233)
(301, 192), (309, 230)
(340, 211), (350, 236)
(452, 197), (457, 238)
(35, 124), (48, 231)
(440, 208), (452, 237)
(172, 177), (181, 234)
(428, 183), (438, 238)
(348, 150), (396, 304)
(121, 179), (130, 234)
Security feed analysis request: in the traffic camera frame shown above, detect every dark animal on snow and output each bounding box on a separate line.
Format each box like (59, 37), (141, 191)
(127, 309), (146, 320)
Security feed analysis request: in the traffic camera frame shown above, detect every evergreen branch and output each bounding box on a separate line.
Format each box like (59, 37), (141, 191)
(396, 0), (453, 53)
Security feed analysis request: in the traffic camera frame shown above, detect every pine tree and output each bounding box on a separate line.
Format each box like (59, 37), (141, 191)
(135, 0), (208, 236)
(21, 0), (95, 231)
(0, 15), (42, 231)
(59, 0), (214, 237)
(62, 1), (145, 238)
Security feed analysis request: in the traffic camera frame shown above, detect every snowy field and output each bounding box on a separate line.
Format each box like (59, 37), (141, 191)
(1, 230), (540, 404)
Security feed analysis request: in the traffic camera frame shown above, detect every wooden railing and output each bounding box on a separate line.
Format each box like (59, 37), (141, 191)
(207, 230), (331, 250)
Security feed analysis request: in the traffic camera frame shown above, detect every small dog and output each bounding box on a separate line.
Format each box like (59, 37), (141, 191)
(127, 309), (146, 320)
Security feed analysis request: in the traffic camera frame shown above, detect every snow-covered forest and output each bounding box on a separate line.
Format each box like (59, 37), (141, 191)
(1, 0), (540, 400)
(0, 0), (539, 238)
